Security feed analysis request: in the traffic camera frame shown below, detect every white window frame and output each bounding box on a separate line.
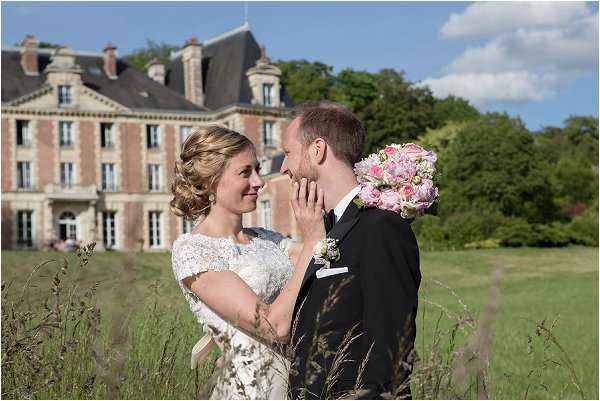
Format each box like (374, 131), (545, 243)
(148, 164), (163, 192)
(16, 161), (32, 189)
(147, 125), (160, 149)
(58, 85), (72, 106)
(101, 163), (117, 191)
(263, 121), (274, 146)
(59, 121), (73, 147)
(17, 210), (34, 246)
(180, 126), (192, 145)
(103, 211), (117, 249)
(16, 120), (31, 146)
(148, 211), (162, 248)
(262, 83), (273, 106)
(100, 123), (114, 148)
(60, 162), (75, 188)
(260, 200), (272, 230)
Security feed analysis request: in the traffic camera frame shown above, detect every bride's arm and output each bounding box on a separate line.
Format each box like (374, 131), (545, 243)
(184, 179), (324, 344)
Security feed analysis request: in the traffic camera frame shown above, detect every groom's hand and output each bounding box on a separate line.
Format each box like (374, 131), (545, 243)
(290, 178), (325, 244)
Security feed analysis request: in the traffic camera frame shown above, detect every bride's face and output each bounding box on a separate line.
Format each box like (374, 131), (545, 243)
(213, 147), (264, 215)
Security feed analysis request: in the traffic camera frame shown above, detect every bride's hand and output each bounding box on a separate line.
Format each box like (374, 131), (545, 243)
(291, 178), (325, 244)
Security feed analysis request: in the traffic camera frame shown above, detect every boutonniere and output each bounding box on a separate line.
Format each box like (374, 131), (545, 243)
(313, 238), (341, 269)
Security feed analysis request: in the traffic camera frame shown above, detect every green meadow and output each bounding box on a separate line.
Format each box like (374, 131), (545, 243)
(1, 246), (598, 399)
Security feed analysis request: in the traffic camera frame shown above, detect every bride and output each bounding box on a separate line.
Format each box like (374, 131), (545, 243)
(170, 125), (324, 399)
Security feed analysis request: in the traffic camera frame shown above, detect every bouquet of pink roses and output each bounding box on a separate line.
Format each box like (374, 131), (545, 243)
(353, 143), (438, 219)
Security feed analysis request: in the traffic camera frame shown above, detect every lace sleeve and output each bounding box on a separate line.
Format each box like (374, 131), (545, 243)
(171, 237), (228, 284)
(250, 227), (294, 254)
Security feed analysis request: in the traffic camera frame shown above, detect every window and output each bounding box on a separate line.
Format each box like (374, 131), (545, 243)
(60, 162), (74, 187)
(100, 123), (114, 148)
(148, 211), (162, 247)
(180, 126), (192, 144)
(103, 211), (117, 249)
(101, 163), (117, 191)
(182, 217), (194, 234)
(147, 164), (163, 192)
(146, 125), (160, 148)
(16, 161), (32, 189)
(58, 85), (72, 106)
(263, 121), (274, 146)
(16, 120), (31, 146)
(260, 200), (272, 230)
(262, 83), (274, 106)
(59, 122), (73, 147)
(17, 210), (33, 246)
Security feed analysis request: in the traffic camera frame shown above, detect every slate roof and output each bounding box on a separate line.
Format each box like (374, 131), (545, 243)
(1, 49), (204, 111)
(2, 25), (293, 112)
(166, 25), (293, 110)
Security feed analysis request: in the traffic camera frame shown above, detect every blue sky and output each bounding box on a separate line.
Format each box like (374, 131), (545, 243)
(2, 1), (598, 131)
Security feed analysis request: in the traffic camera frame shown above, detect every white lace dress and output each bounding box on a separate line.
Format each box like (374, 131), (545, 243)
(171, 227), (294, 399)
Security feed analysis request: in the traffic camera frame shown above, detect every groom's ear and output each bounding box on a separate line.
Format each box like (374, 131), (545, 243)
(311, 138), (327, 164)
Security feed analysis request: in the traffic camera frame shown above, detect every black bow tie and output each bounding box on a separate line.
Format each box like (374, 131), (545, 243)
(323, 209), (336, 233)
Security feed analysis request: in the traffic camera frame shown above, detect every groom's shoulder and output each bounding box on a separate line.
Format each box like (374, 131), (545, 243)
(359, 207), (414, 235)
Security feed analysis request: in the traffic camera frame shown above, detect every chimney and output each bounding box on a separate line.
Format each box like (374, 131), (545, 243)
(181, 37), (204, 106)
(103, 42), (118, 80)
(146, 58), (165, 85)
(20, 35), (39, 76)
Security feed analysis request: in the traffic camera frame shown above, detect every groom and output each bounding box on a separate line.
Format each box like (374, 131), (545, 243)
(281, 102), (421, 399)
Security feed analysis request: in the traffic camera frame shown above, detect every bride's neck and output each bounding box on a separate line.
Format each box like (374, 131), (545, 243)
(197, 206), (245, 239)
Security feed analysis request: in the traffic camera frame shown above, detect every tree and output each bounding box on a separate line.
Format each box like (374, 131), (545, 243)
(275, 60), (335, 104)
(123, 40), (180, 70)
(432, 95), (480, 126)
(440, 113), (557, 223)
(361, 69), (438, 154)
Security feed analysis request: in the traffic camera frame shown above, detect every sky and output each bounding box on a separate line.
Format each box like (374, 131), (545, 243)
(2, 1), (598, 131)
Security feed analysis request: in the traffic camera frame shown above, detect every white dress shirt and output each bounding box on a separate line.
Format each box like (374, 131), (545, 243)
(332, 185), (361, 223)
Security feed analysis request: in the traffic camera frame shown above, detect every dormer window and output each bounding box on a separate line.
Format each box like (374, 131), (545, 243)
(58, 85), (72, 106)
(262, 83), (274, 106)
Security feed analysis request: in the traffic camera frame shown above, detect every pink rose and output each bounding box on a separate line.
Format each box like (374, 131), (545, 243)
(401, 184), (414, 199)
(378, 189), (402, 213)
(402, 143), (428, 161)
(370, 165), (383, 179)
(359, 183), (381, 207)
(384, 146), (397, 156)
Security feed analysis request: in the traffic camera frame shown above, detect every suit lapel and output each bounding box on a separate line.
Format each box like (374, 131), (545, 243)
(299, 200), (361, 290)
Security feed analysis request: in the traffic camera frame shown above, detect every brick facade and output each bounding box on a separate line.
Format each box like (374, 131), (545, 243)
(1, 201), (12, 249)
(79, 121), (96, 185)
(120, 123), (143, 193)
(36, 120), (55, 187)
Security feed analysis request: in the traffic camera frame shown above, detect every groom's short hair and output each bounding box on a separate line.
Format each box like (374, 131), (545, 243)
(292, 101), (365, 166)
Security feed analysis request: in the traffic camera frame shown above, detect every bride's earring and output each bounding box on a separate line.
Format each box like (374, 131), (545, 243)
(208, 193), (216, 204)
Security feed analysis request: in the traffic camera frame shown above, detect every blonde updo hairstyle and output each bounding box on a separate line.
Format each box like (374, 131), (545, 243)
(170, 125), (255, 222)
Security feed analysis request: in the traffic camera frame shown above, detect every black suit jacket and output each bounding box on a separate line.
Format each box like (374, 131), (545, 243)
(288, 200), (421, 399)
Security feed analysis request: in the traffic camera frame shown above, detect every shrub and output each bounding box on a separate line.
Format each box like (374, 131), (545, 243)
(411, 214), (449, 251)
(494, 218), (538, 247)
(443, 210), (506, 248)
(533, 223), (571, 247)
(566, 202), (599, 246)
(464, 238), (501, 250)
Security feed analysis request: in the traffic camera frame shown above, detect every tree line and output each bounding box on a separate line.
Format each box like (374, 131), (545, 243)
(124, 46), (598, 249)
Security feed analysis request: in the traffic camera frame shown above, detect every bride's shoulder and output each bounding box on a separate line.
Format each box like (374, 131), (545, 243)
(247, 227), (288, 243)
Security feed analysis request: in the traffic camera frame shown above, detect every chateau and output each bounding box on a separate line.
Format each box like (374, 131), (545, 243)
(1, 24), (298, 251)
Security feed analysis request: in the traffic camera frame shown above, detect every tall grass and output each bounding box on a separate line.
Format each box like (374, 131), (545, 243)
(1, 245), (592, 399)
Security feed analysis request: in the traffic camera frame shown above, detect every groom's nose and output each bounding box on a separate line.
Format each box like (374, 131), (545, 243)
(280, 157), (290, 177)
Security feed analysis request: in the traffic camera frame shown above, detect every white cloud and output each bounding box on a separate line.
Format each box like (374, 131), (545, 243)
(420, 71), (560, 104)
(424, 2), (598, 105)
(441, 2), (591, 39)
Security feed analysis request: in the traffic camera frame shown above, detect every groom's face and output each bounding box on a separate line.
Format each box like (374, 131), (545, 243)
(280, 118), (318, 182)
